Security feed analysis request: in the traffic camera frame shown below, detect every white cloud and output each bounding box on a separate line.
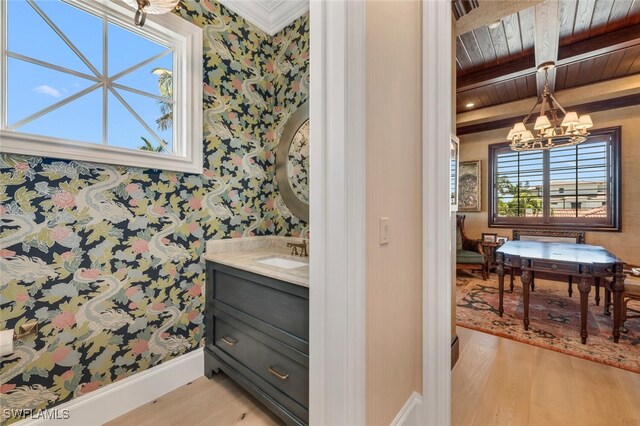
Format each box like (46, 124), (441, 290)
(33, 85), (62, 98)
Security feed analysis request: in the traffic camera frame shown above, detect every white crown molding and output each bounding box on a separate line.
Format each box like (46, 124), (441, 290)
(218, 0), (309, 36)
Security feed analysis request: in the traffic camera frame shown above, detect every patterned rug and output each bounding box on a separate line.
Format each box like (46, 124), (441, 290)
(456, 273), (640, 373)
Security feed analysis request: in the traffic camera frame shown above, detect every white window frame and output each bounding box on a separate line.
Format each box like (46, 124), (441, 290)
(0, 0), (203, 174)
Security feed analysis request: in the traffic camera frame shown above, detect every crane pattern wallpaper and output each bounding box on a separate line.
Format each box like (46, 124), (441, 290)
(0, 0), (309, 421)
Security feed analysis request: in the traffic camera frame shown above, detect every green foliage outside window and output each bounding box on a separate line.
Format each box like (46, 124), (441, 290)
(497, 176), (543, 217)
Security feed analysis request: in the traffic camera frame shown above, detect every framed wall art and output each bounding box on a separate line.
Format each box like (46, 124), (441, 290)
(450, 135), (459, 211)
(482, 233), (497, 243)
(459, 160), (481, 212)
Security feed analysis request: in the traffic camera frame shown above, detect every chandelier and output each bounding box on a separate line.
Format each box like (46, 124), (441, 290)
(122, 0), (180, 27)
(506, 62), (593, 151)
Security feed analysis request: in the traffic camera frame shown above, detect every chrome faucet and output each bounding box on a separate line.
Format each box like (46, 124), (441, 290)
(287, 240), (308, 257)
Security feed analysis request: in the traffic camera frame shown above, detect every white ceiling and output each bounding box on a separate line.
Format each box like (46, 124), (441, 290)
(218, 0), (309, 36)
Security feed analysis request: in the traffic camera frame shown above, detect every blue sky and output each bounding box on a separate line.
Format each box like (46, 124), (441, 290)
(6, 0), (173, 151)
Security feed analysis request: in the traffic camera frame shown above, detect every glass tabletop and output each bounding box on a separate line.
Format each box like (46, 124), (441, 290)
(496, 240), (621, 265)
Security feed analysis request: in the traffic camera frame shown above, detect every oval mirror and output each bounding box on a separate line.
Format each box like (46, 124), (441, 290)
(276, 101), (309, 222)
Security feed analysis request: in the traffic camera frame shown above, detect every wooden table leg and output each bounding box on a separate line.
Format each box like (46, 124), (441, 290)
(497, 252), (505, 317)
(520, 259), (531, 331)
(578, 276), (591, 344)
(510, 268), (514, 293)
(612, 263), (626, 343)
(531, 272), (535, 292)
(604, 284), (611, 316)
(595, 277), (601, 306)
(568, 275), (573, 297)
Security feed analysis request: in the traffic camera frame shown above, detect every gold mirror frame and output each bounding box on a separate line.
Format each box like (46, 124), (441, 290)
(276, 101), (309, 222)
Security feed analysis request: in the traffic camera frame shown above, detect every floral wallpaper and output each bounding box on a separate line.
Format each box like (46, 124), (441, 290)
(269, 12), (310, 234)
(0, 1), (309, 422)
(287, 120), (310, 205)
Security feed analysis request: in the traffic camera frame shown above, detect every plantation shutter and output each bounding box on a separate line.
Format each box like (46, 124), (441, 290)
(489, 128), (619, 230)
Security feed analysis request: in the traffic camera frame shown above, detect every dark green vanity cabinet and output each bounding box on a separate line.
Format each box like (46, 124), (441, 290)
(204, 261), (309, 425)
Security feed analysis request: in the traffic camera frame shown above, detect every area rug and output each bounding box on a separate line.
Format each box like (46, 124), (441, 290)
(456, 274), (640, 373)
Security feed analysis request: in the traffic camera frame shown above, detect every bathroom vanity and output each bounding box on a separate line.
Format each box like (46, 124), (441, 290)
(204, 237), (309, 425)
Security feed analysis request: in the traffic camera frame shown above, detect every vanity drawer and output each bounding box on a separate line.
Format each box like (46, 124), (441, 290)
(530, 259), (579, 275)
(211, 267), (309, 342)
(214, 317), (309, 408)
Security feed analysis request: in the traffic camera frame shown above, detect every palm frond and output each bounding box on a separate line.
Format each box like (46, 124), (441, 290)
(138, 136), (165, 152)
(151, 67), (173, 131)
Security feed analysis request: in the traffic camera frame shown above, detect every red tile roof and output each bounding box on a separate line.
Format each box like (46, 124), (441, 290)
(551, 206), (607, 218)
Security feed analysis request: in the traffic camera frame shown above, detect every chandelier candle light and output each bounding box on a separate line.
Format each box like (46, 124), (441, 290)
(122, 0), (180, 27)
(506, 62), (593, 151)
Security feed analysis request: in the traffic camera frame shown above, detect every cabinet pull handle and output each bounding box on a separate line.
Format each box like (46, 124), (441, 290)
(268, 366), (289, 381)
(221, 336), (237, 347)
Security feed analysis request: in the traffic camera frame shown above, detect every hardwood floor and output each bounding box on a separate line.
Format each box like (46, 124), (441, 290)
(106, 373), (282, 426)
(453, 326), (640, 426)
(109, 327), (639, 426)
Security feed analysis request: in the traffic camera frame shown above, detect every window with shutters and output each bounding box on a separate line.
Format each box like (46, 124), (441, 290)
(488, 127), (621, 231)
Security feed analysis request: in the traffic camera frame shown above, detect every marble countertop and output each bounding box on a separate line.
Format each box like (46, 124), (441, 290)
(204, 236), (309, 287)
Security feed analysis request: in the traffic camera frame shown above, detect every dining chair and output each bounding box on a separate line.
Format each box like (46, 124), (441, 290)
(604, 264), (640, 332)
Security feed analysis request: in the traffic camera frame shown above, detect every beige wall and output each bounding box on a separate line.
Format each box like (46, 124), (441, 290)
(365, 1), (423, 425)
(459, 104), (640, 264)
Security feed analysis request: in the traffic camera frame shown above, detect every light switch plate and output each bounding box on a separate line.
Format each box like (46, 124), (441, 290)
(379, 217), (390, 245)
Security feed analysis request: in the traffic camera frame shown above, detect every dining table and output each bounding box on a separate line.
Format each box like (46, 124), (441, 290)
(495, 240), (626, 344)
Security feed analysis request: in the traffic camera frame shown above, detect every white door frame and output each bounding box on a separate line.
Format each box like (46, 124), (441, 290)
(422, 0), (453, 425)
(308, 1), (366, 425)
(309, 0), (452, 424)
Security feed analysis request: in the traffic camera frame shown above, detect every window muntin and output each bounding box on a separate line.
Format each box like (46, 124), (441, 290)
(489, 128), (621, 230)
(0, 0), (203, 173)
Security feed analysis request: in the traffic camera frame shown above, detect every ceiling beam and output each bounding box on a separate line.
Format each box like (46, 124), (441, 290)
(452, 0), (480, 20)
(457, 56), (536, 92)
(533, 0), (560, 94)
(457, 22), (640, 93)
(456, 0), (544, 35)
(457, 93), (640, 135)
(557, 23), (640, 63)
(456, 74), (640, 131)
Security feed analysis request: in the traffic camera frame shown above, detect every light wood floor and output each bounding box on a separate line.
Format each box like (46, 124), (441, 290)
(109, 327), (640, 426)
(452, 326), (640, 426)
(106, 373), (282, 426)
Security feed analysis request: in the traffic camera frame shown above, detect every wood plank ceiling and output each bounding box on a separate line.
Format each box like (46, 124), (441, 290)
(456, 0), (640, 113)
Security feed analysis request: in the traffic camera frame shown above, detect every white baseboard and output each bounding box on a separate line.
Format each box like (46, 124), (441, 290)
(390, 392), (423, 426)
(16, 348), (204, 426)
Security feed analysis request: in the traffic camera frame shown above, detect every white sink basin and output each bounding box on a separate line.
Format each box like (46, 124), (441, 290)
(256, 257), (307, 270)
